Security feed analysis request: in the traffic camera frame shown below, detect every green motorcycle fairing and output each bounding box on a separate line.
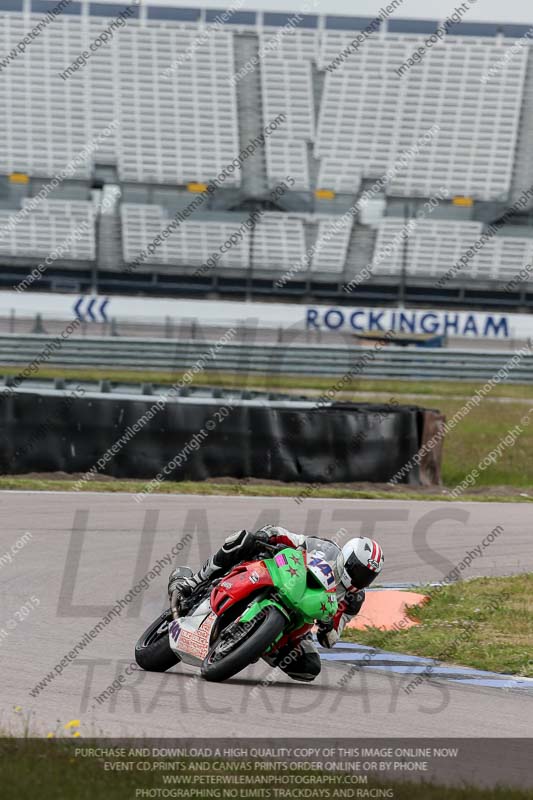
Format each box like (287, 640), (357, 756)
(238, 547), (338, 630)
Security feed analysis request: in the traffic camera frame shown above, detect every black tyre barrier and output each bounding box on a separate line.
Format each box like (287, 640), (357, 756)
(0, 390), (444, 486)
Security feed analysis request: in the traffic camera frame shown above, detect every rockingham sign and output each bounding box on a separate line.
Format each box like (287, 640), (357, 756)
(0, 290), (531, 341)
(305, 307), (512, 338)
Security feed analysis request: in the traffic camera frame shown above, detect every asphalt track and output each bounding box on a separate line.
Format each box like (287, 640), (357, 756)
(1, 491), (532, 755)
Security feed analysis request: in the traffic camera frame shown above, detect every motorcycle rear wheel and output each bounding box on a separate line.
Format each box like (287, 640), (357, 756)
(201, 605), (286, 683)
(135, 609), (179, 672)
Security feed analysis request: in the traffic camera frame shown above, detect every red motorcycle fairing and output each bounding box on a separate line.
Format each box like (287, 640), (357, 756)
(210, 559), (273, 616)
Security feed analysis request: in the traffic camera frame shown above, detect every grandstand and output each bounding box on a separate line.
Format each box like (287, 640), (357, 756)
(1, 2), (533, 309)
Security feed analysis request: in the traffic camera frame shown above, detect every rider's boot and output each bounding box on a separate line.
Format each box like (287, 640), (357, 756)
(168, 529), (254, 613)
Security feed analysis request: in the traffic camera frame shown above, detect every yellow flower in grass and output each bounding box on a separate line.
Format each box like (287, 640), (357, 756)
(64, 719), (80, 730)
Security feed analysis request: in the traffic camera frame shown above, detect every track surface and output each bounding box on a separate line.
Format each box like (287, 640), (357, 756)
(1, 491), (532, 743)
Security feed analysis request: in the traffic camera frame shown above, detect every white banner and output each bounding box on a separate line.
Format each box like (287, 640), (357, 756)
(1, 290), (532, 340)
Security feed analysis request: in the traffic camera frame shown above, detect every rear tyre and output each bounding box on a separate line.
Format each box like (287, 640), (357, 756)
(135, 610), (179, 672)
(201, 605), (286, 683)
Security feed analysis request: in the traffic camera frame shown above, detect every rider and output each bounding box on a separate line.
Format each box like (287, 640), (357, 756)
(168, 525), (384, 683)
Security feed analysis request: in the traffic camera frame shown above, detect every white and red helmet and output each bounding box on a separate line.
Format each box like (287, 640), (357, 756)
(341, 537), (384, 590)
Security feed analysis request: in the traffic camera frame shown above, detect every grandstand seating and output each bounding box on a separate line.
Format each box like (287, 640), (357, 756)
(251, 213), (307, 270)
(0, 13), (238, 186)
(87, 17), (118, 164)
(117, 27), (239, 185)
(122, 205), (311, 273)
(310, 217), (353, 273)
(120, 200), (533, 284)
(316, 35), (527, 201)
(121, 205), (250, 268)
(1, 3), (533, 297)
(1, 8), (526, 201)
(316, 160), (362, 194)
(261, 56), (314, 190)
(0, 15), (90, 178)
(261, 27), (320, 63)
(264, 139), (310, 191)
(121, 204), (355, 276)
(372, 219), (482, 279)
(372, 218), (533, 283)
(0, 199), (95, 261)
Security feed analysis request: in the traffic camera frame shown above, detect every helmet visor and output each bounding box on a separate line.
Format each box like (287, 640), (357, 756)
(344, 553), (380, 589)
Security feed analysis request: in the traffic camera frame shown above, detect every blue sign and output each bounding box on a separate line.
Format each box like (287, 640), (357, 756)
(306, 308), (510, 339)
(73, 296), (109, 323)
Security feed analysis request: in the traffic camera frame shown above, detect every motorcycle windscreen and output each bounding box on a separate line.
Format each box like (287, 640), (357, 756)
(304, 538), (343, 591)
(169, 598), (216, 666)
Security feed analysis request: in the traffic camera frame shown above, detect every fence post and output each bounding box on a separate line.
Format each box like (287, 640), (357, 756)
(32, 313), (46, 334)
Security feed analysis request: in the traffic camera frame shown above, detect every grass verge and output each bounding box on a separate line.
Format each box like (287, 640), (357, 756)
(0, 475), (532, 502)
(343, 575), (533, 677)
(3, 363), (533, 400)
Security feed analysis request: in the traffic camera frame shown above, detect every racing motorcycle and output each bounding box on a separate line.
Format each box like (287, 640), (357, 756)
(135, 538), (341, 682)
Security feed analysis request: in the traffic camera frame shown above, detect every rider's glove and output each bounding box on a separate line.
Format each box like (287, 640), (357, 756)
(254, 526), (277, 543)
(252, 526), (280, 552)
(254, 525), (277, 542)
(316, 619), (339, 649)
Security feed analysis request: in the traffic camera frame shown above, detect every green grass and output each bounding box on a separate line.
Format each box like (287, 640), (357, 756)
(3, 363), (533, 400)
(434, 398), (533, 488)
(1, 476), (532, 503)
(0, 739), (529, 800)
(343, 575), (533, 677)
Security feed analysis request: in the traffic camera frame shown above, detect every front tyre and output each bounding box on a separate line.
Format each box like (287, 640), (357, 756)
(201, 605), (286, 683)
(135, 610), (179, 672)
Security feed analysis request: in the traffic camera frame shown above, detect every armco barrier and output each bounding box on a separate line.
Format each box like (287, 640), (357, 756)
(0, 388), (444, 486)
(0, 334), (532, 383)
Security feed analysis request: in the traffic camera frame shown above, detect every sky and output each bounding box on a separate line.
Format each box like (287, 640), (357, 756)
(132, 0), (533, 25)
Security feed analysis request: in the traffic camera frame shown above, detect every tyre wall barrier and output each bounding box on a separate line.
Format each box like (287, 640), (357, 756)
(0, 390), (444, 486)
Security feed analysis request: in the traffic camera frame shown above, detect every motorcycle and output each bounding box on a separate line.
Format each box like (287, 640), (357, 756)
(135, 538), (341, 683)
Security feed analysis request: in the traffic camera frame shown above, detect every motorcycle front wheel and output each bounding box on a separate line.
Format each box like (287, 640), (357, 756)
(201, 605), (286, 683)
(135, 609), (179, 672)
